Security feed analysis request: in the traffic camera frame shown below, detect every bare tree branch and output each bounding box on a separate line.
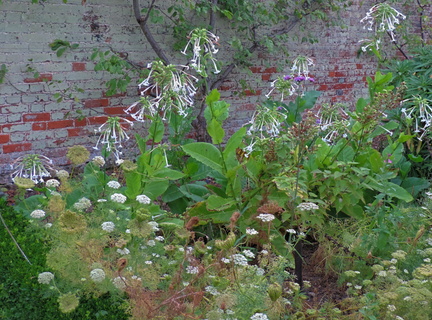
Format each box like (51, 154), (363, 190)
(132, 0), (171, 64)
(209, 0), (218, 29)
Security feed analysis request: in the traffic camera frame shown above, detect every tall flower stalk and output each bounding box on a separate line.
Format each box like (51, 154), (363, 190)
(11, 154), (53, 183)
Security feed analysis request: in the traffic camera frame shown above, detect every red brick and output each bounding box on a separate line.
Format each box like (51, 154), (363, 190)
(24, 73), (53, 83)
(238, 103), (255, 111)
(72, 62), (86, 71)
(356, 64), (363, 69)
(3, 143), (32, 153)
(104, 106), (126, 115)
(333, 83), (354, 90)
(263, 67), (277, 73)
(84, 98), (110, 108)
(318, 84), (328, 91)
(23, 113), (51, 122)
(261, 74), (271, 81)
(244, 89), (262, 96)
(32, 122), (47, 131)
(0, 134), (10, 144)
(68, 128), (87, 137)
(103, 91), (126, 98)
(47, 120), (74, 129)
(88, 116), (108, 125)
(74, 118), (88, 127)
(249, 66), (262, 73)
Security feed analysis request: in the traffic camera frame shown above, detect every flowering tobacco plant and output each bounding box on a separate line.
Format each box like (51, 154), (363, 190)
(181, 28), (220, 76)
(401, 95), (432, 141)
(93, 116), (133, 164)
(10, 154), (54, 183)
(359, 2), (406, 54)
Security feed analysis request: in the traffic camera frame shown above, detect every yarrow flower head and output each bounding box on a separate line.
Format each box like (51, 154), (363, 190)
(297, 202), (319, 211)
(107, 180), (121, 189)
(250, 313), (269, 320)
(136, 194), (151, 205)
(38, 271), (54, 284)
(90, 268), (106, 282)
(125, 61), (198, 121)
(111, 193), (127, 203)
(360, 3), (406, 42)
(246, 228), (259, 235)
(232, 253), (249, 266)
(101, 221), (115, 232)
(67, 145), (90, 165)
(92, 156), (106, 167)
(94, 116), (132, 163)
(73, 197), (92, 211)
(11, 154), (53, 184)
(256, 213), (275, 222)
(182, 28), (220, 76)
(30, 209), (46, 219)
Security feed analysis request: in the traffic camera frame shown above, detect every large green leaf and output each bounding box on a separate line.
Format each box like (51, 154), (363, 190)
(207, 118), (225, 144)
(182, 142), (223, 173)
(367, 179), (413, 202)
(143, 180), (169, 200)
(153, 168), (185, 180)
(223, 127), (246, 158)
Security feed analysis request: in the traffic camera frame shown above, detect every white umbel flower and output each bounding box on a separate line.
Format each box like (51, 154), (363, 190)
(45, 179), (60, 188)
(111, 193), (127, 203)
(297, 202), (319, 211)
(256, 213), (275, 222)
(101, 221), (115, 232)
(251, 313), (269, 320)
(90, 268), (106, 282)
(74, 197), (92, 211)
(38, 272), (54, 284)
(107, 181), (121, 189)
(136, 194), (151, 204)
(92, 156), (106, 167)
(231, 254), (248, 266)
(30, 209), (46, 219)
(246, 228), (259, 235)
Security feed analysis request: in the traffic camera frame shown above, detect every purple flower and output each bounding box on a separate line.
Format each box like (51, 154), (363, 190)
(277, 106), (284, 111)
(307, 77), (315, 82)
(294, 76), (306, 82)
(283, 75), (292, 80)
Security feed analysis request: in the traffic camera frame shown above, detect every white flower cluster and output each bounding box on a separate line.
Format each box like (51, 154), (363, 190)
(38, 271), (54, 284)
(256, 213), (275, 222)
(92, 156), (106, 167)
(186, 266), (199, 274)
(111, 193), (127, 203)
(205, 285), (220, 296)
(136, 194), (151, 205)
(250, 313), (269, 320)
(246, 228), (259, 235)
(231, 253), (248, 267)
(242, 250), (255, 259)
(56, 169), (69, 179)
(30, 209), (46, 219)
(296, 202), (319, 211)
(73, 197), (92, 211)
(45, 179), (60, 188)
(101, 221), (115, 232)
(112, 276), (126, 290)
(155, 236), (164, 242)
(117, 248), (130, 255)
(148, 221), (159, 231)
(291, 55), (314, 78)
(90, 268), (106, 282)
(401, 96), (432, 141)
(107, 181), (121, 189)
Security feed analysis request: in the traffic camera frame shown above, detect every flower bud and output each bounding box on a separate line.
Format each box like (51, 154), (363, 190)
(267, 283), (282, 301)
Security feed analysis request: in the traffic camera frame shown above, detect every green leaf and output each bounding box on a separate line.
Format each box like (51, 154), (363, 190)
(407, 154), (424, 162)
(125, 172), (142, 199)
(223, 127), (246, 158)
(153, 168), (185, 180)
(367, 179), (413, 202)
(147, 119), (164, 143)
(182, 142), (223, 173)
(207, 118), (225, 144)
(206, 195), (236, 211)
(143, 180), (169, 199)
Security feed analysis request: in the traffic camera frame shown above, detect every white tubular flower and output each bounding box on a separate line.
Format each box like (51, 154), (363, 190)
(401, 96), (432, 141)
(90, 269), (106, 282)
(246, 104), (287, 139)
(38, 272), (54, 284)
(94, 117), (132, 162)
(10, 154), (53, 184)
(291, 55), (314, 78)
(360, 3), (406, 42)
(182, 28), (220, 75)
(266, 76), (299, 101)
(126, 61), (198, 122)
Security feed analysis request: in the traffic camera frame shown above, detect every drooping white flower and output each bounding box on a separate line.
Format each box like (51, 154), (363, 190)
(38, 272), (54, 284)
(30, 209), (46, 219)
(90, 268), (106, 282)
(291, 55), (314, 78)
(11, 154), (53, 184)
